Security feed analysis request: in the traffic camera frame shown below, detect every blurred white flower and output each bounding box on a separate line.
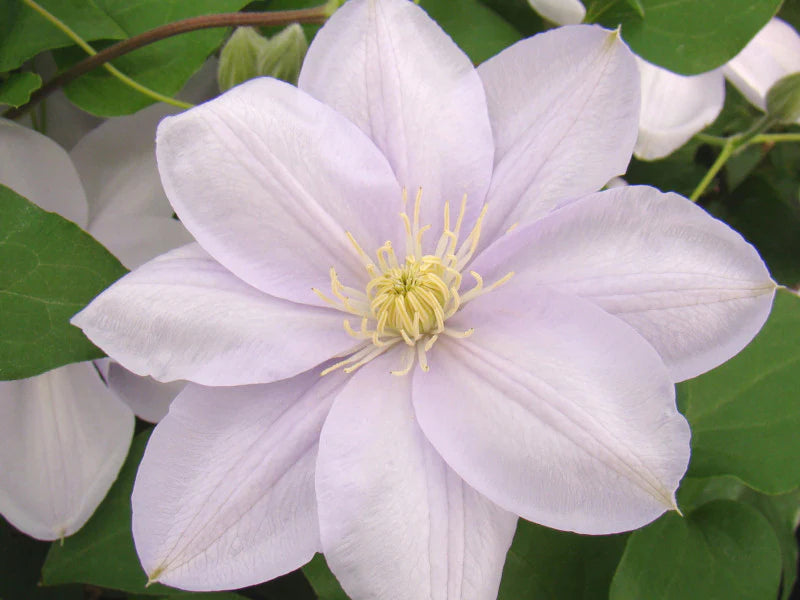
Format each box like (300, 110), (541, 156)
(633, 58), (725, 160)
(636, 17), (800, 159)
(724, 17), (800, 114)
(523, 1), (800, 159)
(526, 0), (585, 25)
(0, 105), (192, 539)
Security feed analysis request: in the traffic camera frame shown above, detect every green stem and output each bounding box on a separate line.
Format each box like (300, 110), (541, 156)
(695, 129), (800, 149)
(22, 0), (193, 110)
(690, 115), (781, 201)
(689, 137), (735, 202)
(4, 4), (330, 120)
(694, 133), (728, 146)
(751, 132), (800, 144)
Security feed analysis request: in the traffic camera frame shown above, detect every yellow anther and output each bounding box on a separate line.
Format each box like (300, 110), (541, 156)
(317, 188), (509, 377)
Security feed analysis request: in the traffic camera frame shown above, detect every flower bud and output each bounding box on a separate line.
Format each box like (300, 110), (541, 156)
(217, 25), (308, 92)
(766, 72), (800, 124)
(217, 27), (270, 92)
(256, 24), (308, 87)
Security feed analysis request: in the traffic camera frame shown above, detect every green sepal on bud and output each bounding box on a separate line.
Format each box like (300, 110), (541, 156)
(257, 24), (309, 87)
(766, 72), (800, 124)
(217, 24), (308, 92)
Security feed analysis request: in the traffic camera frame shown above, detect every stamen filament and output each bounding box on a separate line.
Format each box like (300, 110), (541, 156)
(318, 188), (508, 377)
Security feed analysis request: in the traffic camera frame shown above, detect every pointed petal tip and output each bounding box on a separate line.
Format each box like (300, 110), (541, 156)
(146, 566), (165, 587)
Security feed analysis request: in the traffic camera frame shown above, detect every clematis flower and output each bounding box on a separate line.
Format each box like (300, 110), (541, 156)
(74, 0), (776, 597)
(0, 106), (191, 539)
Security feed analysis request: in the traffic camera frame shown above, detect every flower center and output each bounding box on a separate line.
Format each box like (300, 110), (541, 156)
(313, 188), (512, 376)
(369, 256), (449, 337)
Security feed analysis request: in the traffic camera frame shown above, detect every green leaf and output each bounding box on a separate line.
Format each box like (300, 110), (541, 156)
(0, 184), (127, 380)
(779, 0), (800, 32)
(421, 0), (522, 64)
(676, 477), (800, 600)
(610, 500), (782, 600)
(0, 71), (42, 107)
(60, 0), (250, 117)
(705, 175), (800, 286)
(0, 0), (126, 72)
(587, 0), (782, 74)
(498, 520), (628, 600)
(676, 475), (747, 513)
(302, 554), (349, 600)
(739, 489), (800, 600)
(766, 72), (800, 124)
(681, 289), (800, 493)
(477, 0), (548, 38)
(624, 0), (644, 17)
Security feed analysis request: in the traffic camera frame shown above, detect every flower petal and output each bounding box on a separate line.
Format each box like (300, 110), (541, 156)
(156, 77), (402, 305)
(0, 118), (88, 227)
(106, 362), (184, 423)
(724, 18), (800, 113)
(133, 370), (344, 591)
(88, 214), (193, 270)
(317, 354), (517, 600)
(635, 59), (724, 160)
(72, 243), (352, 386)
(0, 362), (134, 540)
(527, 0), (586, 25)
(470, 186), (776, 382)
(415, 284), (690, 535)
(477, 25), (639, 243)
(70, 103), (175, 225)
(298, 0), (494, 234)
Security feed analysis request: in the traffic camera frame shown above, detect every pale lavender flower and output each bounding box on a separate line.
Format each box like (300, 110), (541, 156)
(74, 0), (775, 597)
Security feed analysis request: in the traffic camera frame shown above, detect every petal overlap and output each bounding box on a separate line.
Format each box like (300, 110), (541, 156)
(133, 370), (346, 590)
(106, 362), (184, 423)
(156, 77), (403, 305)
(299, 0), (494, 234)
(470, 186), (776, 381)
(72, 243), (352, 386)
(317, 355), (517, 600)
(413, 284), (690, 534)
(477, 25), (640, 243)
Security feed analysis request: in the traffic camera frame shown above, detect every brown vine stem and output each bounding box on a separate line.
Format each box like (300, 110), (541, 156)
(3, 6), (329, 119)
